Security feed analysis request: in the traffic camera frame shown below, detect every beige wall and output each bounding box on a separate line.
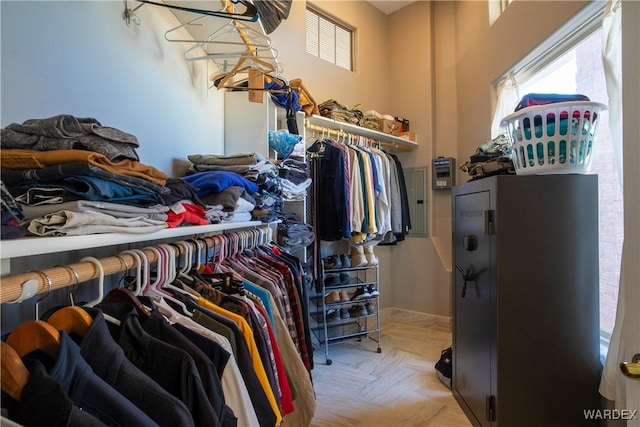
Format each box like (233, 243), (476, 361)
(266, 1), (638, 320)
(384, 0), (600, 317)
(269, 1), (391, 112)
(386, 1), (453, 316)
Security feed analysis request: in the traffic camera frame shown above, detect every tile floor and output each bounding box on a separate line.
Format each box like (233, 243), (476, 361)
(308, 309), (472, 427)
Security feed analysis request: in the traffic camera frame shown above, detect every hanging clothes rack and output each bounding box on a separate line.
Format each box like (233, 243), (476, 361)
(304, 122), (413, 152)
(0, 226), (272, 305)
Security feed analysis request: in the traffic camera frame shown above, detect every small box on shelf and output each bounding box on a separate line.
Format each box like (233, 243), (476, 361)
(399, 131), (417, 142)
(379, 119), (404, 135)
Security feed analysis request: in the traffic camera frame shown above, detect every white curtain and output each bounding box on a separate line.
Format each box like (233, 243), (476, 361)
(491, 74), (520, 138)
(598, 0), (627, 408)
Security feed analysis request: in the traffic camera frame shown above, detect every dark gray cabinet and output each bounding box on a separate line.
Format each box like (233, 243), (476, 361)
(452, 175), (602, 427)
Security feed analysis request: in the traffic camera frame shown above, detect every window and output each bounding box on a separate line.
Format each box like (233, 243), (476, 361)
(306, 7), (353, 71)
(494, 7), (622, 352)
(489, 0), (513, 25)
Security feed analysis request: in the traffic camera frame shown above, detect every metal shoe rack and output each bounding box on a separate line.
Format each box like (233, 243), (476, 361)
(309, 261), (381, 365)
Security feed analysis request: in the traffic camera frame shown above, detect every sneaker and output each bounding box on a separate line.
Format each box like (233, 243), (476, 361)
(339, 308), (351, 319)
(325, 309), (340, 322)
(364, 245), (378, 266)
(367, 284), (380, 297)
(348, 304), (367, 317)
(350, 246), (368, 267)
(350, 286), (371, 301)
(323, 255), (342, 270)
(324, 291), (341, 304)
(339, 290), (350, 302)
(340, 254), (352, 269)
(365, 302), (377, 315)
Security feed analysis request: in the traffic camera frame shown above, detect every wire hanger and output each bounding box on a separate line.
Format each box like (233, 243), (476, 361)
(185, 39), (278, 62)
(165, 16), (272, 49)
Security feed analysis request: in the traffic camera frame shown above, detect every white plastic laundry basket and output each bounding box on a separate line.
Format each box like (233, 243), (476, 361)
(501, 101), (607, 175)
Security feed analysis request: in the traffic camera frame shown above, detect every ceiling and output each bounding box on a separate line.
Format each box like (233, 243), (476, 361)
(367, 1), (416, 15)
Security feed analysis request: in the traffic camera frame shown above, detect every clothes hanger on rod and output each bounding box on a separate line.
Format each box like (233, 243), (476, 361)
(171, 241), (192, 276)
(80, 257), (106, 308)
(102, 249), (151, 319)
(6, 270), (60, 359)
(159, 243), (197, 299)
(5, 321), (60, 360)
(144, 245), (193, 317)
(46, 264), (93, 338)
(186, 238), (204, 271)
(1, 342), (29, 402)
(118, 249), (143, 295)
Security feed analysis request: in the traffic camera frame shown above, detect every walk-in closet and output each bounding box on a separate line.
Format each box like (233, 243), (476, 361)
(2, 1), (639, 427)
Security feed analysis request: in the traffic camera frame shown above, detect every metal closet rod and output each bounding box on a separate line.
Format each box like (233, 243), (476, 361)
(0, 234), (224, 304)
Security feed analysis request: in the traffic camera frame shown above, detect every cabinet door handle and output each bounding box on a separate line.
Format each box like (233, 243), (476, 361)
(456, 264), (476, 298)
(456, 264), (482, 298)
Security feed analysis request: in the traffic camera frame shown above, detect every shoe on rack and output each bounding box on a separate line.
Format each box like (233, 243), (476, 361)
(364, 245), (378, 266)
(339, 290), (350, 302)
(350, 246), (368, 267)
(350, 286), (371, 301)
(324, 274), (340, 287)
(323, 255), (342, 271)
(367, 284), (380, 297)
(349, 304), (367, 317)
(340, 254), (352, 269)
(324, 291), (341, 304)
(339, 272), (351, 285)
(325, 309), (340, 322)
(339, 308), (351, 319)
(365, 302), (377, 315)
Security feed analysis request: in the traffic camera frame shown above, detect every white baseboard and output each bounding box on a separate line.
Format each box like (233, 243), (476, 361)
(380, 307), (451, 332)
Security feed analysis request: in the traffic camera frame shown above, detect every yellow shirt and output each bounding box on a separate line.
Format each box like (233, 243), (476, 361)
(197, 297), (283, 426)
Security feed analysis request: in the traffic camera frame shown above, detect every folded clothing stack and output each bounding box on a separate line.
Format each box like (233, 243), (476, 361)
(360, 110), (383, 131)
(459, 134), (515, 181)
(186, 153), (284, 223)
(318, 99), (363, 126)
(0, 115), (211, 236)
(279, 159), (311, 201)
(276, 212), (315, 251)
